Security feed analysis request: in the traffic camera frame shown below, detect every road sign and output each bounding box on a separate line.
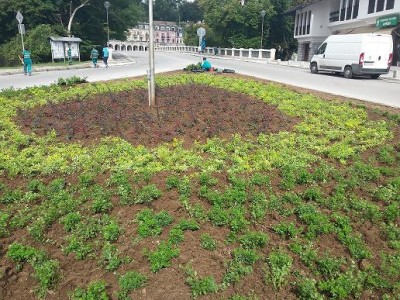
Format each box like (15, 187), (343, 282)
(197, 27), (206, 37)
(16, 11), (23, 24)
(18, 24), (25, 35)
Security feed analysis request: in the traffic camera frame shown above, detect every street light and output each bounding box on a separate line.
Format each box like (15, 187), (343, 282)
(260, 10), (266, 49)
(104, 1), (111, 45)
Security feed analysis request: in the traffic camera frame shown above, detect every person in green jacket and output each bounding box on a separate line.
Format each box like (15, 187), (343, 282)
(90, 47), (99, 68)
(20, 47), (32, 75)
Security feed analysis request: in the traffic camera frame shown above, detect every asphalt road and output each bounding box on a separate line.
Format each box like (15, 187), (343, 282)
(1, 51), (399, 108)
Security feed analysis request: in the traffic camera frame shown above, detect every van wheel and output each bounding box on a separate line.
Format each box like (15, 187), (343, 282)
(371, 74), (380, 79)
(310, 63), (318, 74)
(344, 66), (353, 79)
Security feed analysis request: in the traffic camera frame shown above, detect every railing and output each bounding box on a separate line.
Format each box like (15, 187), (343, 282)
(155, 45), (276, 61)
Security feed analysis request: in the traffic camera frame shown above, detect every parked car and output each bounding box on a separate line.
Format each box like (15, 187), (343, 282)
(310, 33), (393, 79)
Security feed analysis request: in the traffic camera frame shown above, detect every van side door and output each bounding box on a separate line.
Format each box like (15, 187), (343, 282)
(313, 43), (327, 70)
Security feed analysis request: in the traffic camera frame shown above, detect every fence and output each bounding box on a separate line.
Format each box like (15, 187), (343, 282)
(155, 45), (276, 61)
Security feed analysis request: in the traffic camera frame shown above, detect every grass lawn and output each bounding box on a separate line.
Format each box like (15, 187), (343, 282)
(0, 72), (399, 299)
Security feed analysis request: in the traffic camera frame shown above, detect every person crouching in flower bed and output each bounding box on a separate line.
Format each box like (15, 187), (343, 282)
(201, 57), (212, 71)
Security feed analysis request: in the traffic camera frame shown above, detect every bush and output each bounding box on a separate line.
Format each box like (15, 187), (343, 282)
(0, 24), (55, 66)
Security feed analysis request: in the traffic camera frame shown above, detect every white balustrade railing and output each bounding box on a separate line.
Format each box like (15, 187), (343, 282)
(155, 45), (276, 61)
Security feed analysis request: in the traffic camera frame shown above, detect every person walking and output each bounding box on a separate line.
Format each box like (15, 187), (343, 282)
(102, 45), (109, 67)
(20, 47), (32, 76)
(90, 47), (99, 68)
(201, 57), (212, 71)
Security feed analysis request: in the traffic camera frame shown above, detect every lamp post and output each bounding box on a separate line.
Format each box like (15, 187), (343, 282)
(260, 10), (266, 49)
(104, 1), (110, 45)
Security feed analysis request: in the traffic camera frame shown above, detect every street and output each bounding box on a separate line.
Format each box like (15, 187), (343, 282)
(0, 51), (399, 108)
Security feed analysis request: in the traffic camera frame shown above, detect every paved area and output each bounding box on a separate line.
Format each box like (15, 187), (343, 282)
(0, 53), (135, 76)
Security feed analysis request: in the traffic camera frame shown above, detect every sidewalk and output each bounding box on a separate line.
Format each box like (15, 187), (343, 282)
(0, 54), (135, 76)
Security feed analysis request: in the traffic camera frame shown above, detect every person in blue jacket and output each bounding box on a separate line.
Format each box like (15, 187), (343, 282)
(102, 45), (109, 67)
(201, 57), (211, 71)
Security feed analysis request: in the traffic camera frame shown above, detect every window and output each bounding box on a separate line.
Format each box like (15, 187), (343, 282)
(368, 0), (376, 13)
(386, 0), (395, 9)
(346, 0), (353, 20)
(315, 43), (327, 55)
(353, 0), (359, 18)
(340, 0), (346, 21)
(376, 0), (385, 11)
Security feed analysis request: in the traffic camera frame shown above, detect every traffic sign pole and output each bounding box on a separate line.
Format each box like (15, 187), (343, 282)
(197, 27), (206, 52)
(16, 11), (25, 51)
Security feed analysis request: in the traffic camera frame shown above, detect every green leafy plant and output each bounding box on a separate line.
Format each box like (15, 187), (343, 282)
(134, 184), (162, 205)
(296, 277), (323, 300)
(136, 209), (173, 238)
(71, 280), (109, 300)
(7, 243), (60, 297)
(200, 233), (217, 251)
(144, 241), (180, 272)
(185, 265), (219, 298)
(116, 271), (148, 300)
(57, 76), (88, 86)
(102, 219), (121, 242)
(239, 231), (269, 249)
(273, 222), (301, 240)
(267, 250), (293, 290)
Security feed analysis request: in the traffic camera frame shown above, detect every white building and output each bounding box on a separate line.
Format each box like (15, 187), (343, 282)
(290, 0), (400, 64)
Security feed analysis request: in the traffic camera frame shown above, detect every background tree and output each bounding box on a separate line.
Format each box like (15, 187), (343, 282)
(0, 0), (146, 66)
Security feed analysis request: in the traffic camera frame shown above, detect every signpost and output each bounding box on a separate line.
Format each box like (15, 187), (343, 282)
(16, 11), (25, 51)
(197, 27), (206, 52)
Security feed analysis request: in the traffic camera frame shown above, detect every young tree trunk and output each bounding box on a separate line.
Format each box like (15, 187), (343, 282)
(67, 0), (90, 36)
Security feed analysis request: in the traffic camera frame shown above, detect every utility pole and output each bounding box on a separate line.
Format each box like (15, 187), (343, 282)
(104, 1), (110, 45)
(260, 10), (266, 49)
(148, 0), (156, 106)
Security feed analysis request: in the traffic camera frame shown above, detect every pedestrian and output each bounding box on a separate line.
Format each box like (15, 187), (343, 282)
(90, 47), (99, 68)
(67, 44), (72, 65)
(20, 47), (32, 76)
(102, 45), (109, 68)
(214, 46), (218, 55)
(201, 57), (212, 71)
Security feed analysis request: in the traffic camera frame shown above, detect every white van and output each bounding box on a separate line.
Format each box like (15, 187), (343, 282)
(310, 33), (393, 79)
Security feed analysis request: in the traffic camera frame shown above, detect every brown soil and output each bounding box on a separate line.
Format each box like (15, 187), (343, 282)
(15, 84), (300, 148)
(1, 75), (400, 300)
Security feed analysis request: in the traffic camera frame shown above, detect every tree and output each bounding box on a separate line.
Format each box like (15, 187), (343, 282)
(198, 0), (275, 48)
(180, 0), (203, 23)
(67, 0), (90, 36)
